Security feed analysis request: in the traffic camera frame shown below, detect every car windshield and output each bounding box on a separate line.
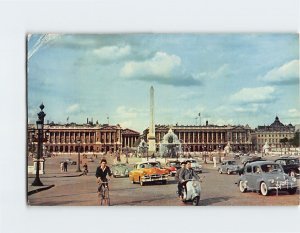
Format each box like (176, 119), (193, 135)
(143, 163), (161, 168)
(261, 164), (282, 173)
(287, 159), (299, 165)
(170, 162), (180, 166)
(227, 161), (237, 165)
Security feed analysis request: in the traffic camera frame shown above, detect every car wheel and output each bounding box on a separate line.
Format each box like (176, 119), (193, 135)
(288, 188), (297, 195)
(260, 182), (268, 196)
(139, 177), (144, 186)
(239, 181), (247, 193)
(218, 168), (222, 174)
(289, 170), (296, 177)
(227, 169), (231, 175)
(192, 196), (200, 206)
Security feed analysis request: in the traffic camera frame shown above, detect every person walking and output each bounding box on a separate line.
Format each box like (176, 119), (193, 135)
(63, 161), (68, 172)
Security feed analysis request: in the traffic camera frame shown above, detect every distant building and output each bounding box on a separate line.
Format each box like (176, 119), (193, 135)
(27, 122), (140, 154)
(254, 116), (295, 152)
(143, 122), (253, 152)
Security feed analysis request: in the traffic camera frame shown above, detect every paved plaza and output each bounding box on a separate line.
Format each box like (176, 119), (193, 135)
(27, 154), (300, 206)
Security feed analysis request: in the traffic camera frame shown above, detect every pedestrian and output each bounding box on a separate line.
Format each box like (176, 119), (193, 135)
(60, 162), (64, 172)
(63, 161), (68, 172)
(175, 161), (186, 198)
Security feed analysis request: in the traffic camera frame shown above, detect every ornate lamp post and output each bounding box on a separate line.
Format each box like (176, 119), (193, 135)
(76, 139), (82, 172)
(32, 103), (46, 186)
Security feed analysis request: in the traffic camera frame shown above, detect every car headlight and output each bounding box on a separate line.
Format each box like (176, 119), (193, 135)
(268, 179), (275, 184)
(292, 177), (297, 182)
(192, 182), (197, 187)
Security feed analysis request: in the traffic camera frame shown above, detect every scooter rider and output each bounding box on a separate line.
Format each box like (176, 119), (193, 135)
(179, 160), (200, 196)
(175, 161), (187, 197)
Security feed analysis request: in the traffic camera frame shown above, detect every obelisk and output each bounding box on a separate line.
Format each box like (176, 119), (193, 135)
(147, 86), (156, 154)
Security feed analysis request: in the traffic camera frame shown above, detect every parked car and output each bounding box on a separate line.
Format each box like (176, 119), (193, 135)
(164, 160), (181, 176)
(218, 160), (240, 175)
(238, 161), (298, 196)
(275, 157), (299, 177)
(63, 159), (77, 165)
(111, 163), (132, 178)
(129, 161), (169, 186)
(87, 157), (94, 162)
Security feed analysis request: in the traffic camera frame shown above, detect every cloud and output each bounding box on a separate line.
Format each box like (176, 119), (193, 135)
(234, 103), (264, 113)
(66, 104), (81, 114)
(120, 52), (202, 86)
(93, 45), (131, 61)
(287, 108), (300, 118)
(230, 86), (276, 104)
(259, 59), (299, 85)
(195, 64), (233, 80)
(120, 52), (181, 78)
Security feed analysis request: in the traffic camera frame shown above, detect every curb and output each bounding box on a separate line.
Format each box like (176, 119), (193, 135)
(28, 173), (84, 179)
(28, 184), (55, 196)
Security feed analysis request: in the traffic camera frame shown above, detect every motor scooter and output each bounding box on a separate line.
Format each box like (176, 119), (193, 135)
(181, 179), (201, 206)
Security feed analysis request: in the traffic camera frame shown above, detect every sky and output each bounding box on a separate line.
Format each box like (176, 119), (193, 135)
(27, 34), (300, 132)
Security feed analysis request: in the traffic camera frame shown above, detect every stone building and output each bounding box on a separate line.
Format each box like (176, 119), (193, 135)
(27, 122), (140, 155)
(254, 116), (295, 152)
(143, 121), (253, 153)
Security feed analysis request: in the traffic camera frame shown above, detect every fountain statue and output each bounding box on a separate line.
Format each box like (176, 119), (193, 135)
(159, 128), (182, 158)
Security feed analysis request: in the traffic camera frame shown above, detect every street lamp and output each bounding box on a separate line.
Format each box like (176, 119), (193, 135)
(203, 145), (207, 164)
(32, 103), (46, 186)
(218, 145), (221, 163)
(76, 139), (82, 172)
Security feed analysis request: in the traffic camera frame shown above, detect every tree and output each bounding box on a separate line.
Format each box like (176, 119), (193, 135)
(288, 131), (300, 147)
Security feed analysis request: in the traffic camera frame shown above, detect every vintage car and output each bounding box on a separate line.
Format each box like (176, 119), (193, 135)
(87, 157), (94, 162)
(129, 161), (169, 186)
(218, 160), (240, 175)
(164, 160), (181, 176)
(238, 161), (298, 196)
(62, 159), (77, 165)
(111, 163), (132, 178)
(275, 157), (299, 177)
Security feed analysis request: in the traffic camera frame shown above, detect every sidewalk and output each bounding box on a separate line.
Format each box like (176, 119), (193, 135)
(27, 172), (83, 196)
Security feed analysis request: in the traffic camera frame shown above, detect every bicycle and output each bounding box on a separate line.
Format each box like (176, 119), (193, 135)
(97, 181), (110, 206)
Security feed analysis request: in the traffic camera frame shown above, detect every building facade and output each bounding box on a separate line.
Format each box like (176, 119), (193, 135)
(27, 123), (140, 154)
(254, 116), (295, 152)
(143, 122), (253, 152)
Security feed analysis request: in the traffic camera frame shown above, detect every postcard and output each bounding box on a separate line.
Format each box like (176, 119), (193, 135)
(27, 34), (299, 206)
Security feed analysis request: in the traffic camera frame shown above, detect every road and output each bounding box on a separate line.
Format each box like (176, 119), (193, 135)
(27, 155), (299, 206)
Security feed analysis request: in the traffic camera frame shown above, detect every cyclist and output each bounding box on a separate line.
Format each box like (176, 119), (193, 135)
(95, 159), (112, 193)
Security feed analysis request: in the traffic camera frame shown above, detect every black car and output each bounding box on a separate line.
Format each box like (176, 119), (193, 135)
(275, 157), (299, 177)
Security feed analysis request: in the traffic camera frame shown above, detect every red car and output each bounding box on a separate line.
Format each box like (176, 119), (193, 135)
(164, 160), (181, 176)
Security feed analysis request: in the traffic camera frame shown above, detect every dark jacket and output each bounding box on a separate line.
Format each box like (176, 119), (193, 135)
(179, 168), (199, 183)
(95, 166), (112, 182)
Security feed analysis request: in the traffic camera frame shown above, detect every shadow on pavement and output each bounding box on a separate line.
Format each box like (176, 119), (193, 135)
(200, 196), (231, 206)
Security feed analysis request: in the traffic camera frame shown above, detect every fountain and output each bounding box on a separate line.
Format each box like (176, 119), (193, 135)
(159, 128), (182, 158)
(137, 139), (148, 157)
